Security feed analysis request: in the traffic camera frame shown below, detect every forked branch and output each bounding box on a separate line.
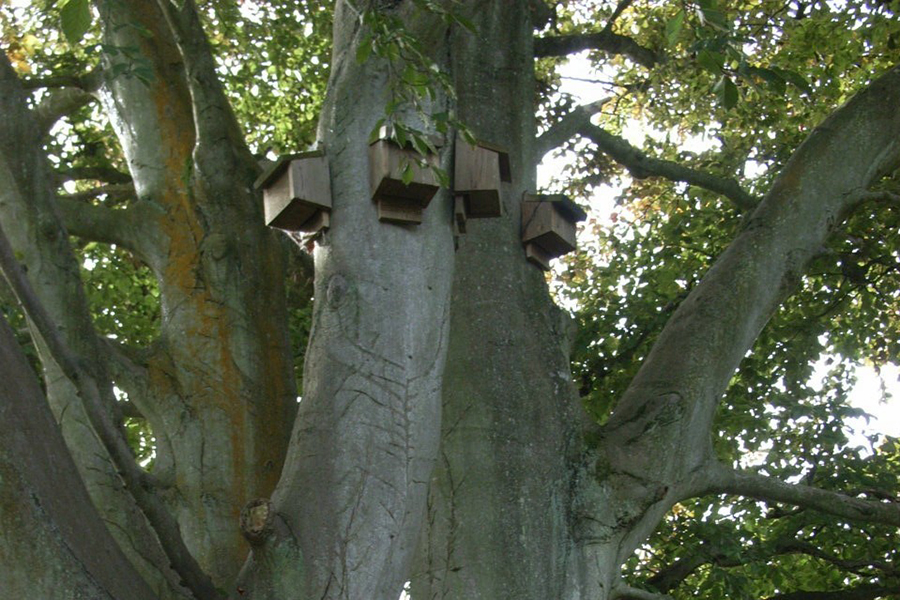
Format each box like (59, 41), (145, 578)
(536, 101), (759, 211)
(612, 582), (674, 600)
(155, 0), (257, 189)
(534, 31), (660, 68)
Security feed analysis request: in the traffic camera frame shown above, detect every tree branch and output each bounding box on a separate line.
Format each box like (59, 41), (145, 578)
(34, 88), (96, 135)
(54, 197), (157, 264)
(20, 70), (101, 90)
(856, 189), (900, 207)
(0, 222), (224, 600)
(603, 0), (636, 33)
(528, 0), (554, 29)
(708, 463), (900, 527)
(600, 63), (900, 496)
(774, 539), (900, 577)
(535, 98), (611, 158)
(646, 552), (708, 592)
(154, 0), (257, 190)
(537, 102), (759, 210)
(55, 165), (133, 185)
(584, 124), (759, 210)
(612, 582), (675, 600)
(647, 528), (898, 593)
(0, 312), (159, 600)
(766, 585), (900, 600)
(534, 31), (660, 68)
(59, 183), (135, 202)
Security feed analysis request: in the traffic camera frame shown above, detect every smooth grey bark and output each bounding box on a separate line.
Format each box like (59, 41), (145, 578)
(242, 3), (455, 599)
(412, 4), (597, 599)
(4, 2), (898, 599)
(0, 314), (157, 600)
(415, 14), (900, 597)
(0, 52), (190, 600)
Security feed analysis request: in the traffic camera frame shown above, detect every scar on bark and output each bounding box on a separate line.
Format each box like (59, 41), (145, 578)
(240, 498), (275, 545)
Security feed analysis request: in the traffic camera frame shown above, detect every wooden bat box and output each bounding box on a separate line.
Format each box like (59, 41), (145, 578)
(255, 151), (332, 233)
(454, 135), (510, 219)
(521, 193), (587, 270)
(369, 126), (441, 224)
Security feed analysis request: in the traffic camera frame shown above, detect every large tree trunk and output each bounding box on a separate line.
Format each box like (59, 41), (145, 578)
(411, 4), (597, 599)
(413, 12), (900, 600)
(240, 3), (456, 599)
(89, 1), (299, 585)
(4, 1), (899, 598)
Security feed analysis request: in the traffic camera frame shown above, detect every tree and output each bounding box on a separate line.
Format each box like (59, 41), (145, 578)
(0, 1), (898, 599)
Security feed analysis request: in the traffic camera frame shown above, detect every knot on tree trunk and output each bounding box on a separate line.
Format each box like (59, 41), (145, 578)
(240, 498), (274, 546)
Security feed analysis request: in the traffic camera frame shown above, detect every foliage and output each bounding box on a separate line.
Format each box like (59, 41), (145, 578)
(77, 241), (160, 346)
(549, 0), (900, 595)
(355, 0), (477, 186)
(200, 0), (333, 154)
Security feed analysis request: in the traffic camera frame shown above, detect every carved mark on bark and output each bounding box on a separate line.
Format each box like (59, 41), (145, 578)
(327, 274), (349, 309)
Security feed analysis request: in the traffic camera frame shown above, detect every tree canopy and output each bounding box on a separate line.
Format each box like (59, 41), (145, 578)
(1, 1), (899, 599)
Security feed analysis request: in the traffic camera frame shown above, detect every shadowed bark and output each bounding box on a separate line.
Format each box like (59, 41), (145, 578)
(0, 314), (158, 600)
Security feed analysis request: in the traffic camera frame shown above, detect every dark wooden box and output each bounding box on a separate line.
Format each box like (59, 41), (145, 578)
(454, 135), (510, 219)
(255, 151), (332, 233)
(521, 193), (587, 270)
(369, 126), (441, 224)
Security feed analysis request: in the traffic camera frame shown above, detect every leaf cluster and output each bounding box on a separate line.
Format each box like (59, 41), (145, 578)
(549, 0), (900, 595)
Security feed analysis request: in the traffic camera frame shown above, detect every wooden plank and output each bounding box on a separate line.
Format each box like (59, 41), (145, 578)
(262, 154), (332, 231)
(455, 141), (500, 194)
(377, 197), (423, 224)
(460, 136), (511, 182)
(454, 196), (467, 234)
(521, 200), (554, 242)
(454, 137), (503, 218)
(288, 155), (331, 210)
(524, 242), (552, 270)
(301, 209), (330, 234)
(263, 167), (297, 226)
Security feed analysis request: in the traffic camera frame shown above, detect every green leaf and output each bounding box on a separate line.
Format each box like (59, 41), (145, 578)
(697, 0), (728, 30)
(696, 49), (725, 74)
(452, 13), (477, 34)
(59, 0), (91, 45)
(666, 10), (685, 47)
(752, 67), (787, 95)
(411, 133), (429, 156)
(432, 165), (450, 188)
(777, 68), (813, 96)
(394, 124), (408, 148)
(369, 119), (386, 144)
(714, 75), (739, 109)
(401, 161), (415, 185)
